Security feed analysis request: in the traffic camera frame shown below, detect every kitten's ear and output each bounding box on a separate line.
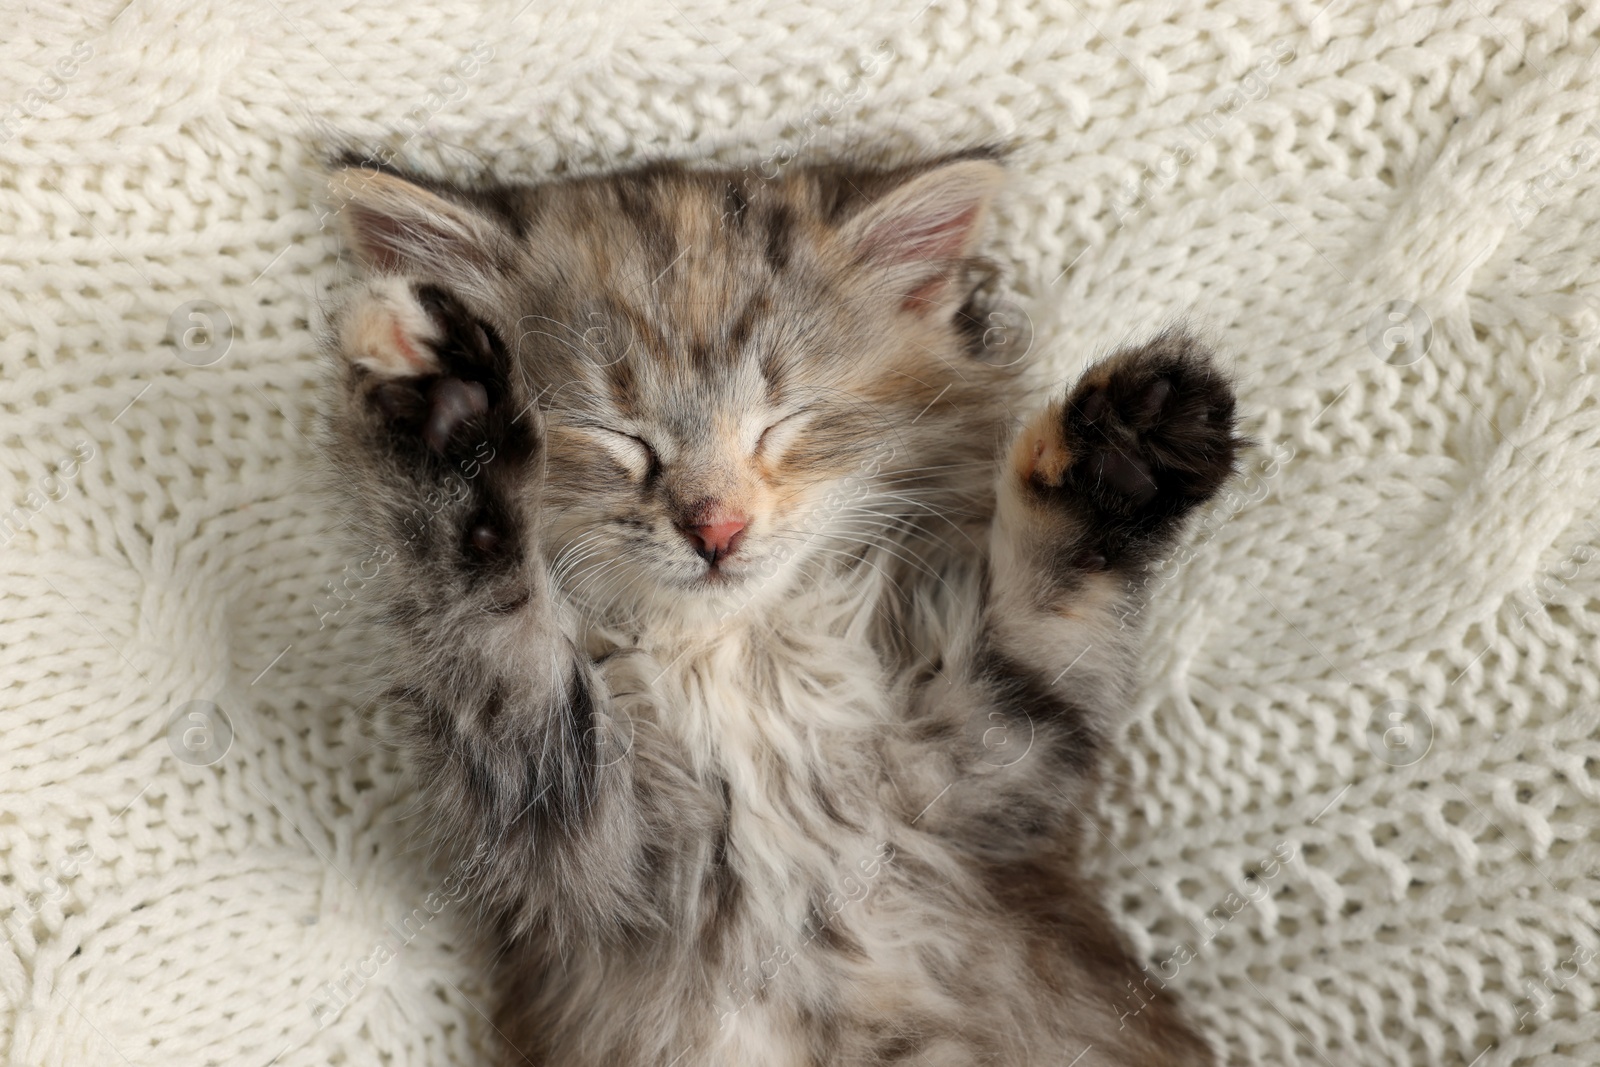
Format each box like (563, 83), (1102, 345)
(326, 166), (509, 294)
(837, 159), (1005, 318)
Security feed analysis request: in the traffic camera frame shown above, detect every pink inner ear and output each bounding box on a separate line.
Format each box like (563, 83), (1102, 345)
(348, 205), (415, 274)
(860, 205), (981, 266)
(345, 196), (493, 279)
(900, 275), (949, 312)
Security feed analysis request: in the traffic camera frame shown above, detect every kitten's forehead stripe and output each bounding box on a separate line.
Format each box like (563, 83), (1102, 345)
(722, 180), (749, 228)
(614, 300), (670, 370)
(725, 292), (765, 358)
(688, 338), (715, 374)
(763, 204), (793, 273)
(603, 347), (639, 416)
(613, 176), (678, 278)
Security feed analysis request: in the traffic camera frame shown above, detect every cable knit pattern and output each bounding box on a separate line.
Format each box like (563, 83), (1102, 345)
(3, 0), (1599, 1064)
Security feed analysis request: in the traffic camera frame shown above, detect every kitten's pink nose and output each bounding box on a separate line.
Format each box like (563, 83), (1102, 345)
(684, 515), (747, 564)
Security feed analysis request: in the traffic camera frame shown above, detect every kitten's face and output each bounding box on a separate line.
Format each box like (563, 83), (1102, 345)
(540, 352), (868, 599)
(328, 157), (1021, 618)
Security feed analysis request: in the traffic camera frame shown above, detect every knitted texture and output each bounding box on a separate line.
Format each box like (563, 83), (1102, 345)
(3, 0), (1599, 1064)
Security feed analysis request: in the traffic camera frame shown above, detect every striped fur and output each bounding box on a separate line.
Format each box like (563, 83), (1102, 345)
(317, 152), (1239, 1066)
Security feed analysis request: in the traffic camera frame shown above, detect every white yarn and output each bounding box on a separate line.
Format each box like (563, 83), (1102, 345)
(3, 0), (1599, 1064)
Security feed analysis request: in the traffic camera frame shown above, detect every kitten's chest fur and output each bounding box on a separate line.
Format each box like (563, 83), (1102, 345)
(580, 572), (953, 1055)
(599, 573), (903, 892)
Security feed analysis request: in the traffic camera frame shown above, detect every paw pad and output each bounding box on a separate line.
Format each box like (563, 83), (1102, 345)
(468, 523), (502, 554)
(423, 378), (488, 453)
(344, 281), (513, 459)
(1048, 334), (1242, 532)
(1134, 378), (1172, 421)
(1092, 448), (1157, 505)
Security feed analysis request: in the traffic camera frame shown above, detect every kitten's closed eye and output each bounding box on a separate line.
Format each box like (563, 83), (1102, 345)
(591, 427), (660, 482)
(754, 413), (807, 459)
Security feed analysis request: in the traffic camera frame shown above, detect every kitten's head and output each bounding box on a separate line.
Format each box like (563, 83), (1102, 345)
(326, 154), (1025, 620)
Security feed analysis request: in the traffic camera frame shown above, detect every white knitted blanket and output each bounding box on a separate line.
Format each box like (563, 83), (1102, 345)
(5, 0), (1599, 1064)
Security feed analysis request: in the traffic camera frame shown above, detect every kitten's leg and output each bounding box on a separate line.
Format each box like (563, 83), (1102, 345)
(988, 326), (1243, 772)
(324, 278), (714, 935)
(912, 329), (1244, 851)
(890, 331), (1238, 1066)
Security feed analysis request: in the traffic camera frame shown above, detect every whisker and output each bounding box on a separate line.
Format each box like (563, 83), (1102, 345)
(551, 540), (614, 594)
(551, 529), (612, 576)
(772, 516), (953, 592)
(847, 494), (986, 551)
(564, 555), (625, 605)
(773, 543), (940, 668)
(825, 495), (985, 556)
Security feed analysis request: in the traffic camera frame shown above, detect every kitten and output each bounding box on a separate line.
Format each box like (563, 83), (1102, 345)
(318, 149), (1242, 1066)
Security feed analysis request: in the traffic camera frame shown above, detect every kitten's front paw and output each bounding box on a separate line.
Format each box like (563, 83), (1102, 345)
(331, 278), (541, 575)
(1015, 330), (1243, 555)
(338, 278), (531, 462)
(344, 281), (493, 444)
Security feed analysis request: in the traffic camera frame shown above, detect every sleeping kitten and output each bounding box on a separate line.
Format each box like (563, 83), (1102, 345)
(318, 149), (1241, 1066)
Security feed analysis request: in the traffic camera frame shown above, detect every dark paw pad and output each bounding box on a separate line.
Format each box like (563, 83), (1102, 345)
(467, 522), (502, 555)
(1059, 332), (1243, 529)
(423, 378), (489, 452)
(360, 286), (516, 458)
(1092, 447), (1157, 504)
